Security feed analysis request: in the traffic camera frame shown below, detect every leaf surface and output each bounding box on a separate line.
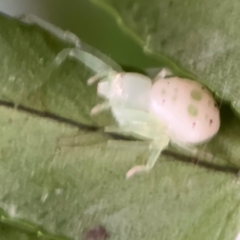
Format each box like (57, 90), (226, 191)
(0, 12), (240, 240)
(90, 0), (240, 117)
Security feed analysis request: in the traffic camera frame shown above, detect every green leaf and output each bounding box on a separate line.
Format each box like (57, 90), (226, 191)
(0, 12), (121, 127)
(0, 106), (239, 240)
(90, 0), (240, 117)
(0, 11), (240, 240)
(0, 222), (39, 240)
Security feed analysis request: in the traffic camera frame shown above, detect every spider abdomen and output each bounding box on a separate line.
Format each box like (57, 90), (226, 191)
(149, 77), (220, 144)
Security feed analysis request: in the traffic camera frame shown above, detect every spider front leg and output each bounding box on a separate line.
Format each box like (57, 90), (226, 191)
(104, 108), (170, 178)
(50, 47), (117, 86)
(126, 136), (170, 178)
(18, 14), (118, 79)
(106, 123), (170, 179)
(53, 48), (118, 92)
(18, 13), (81, 47)
(90, 102), (111, 115)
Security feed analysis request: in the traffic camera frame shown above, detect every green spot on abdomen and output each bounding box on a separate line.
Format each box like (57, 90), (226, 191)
(188, 104), (198, 116)
(190, 89), (202, 101)
(161, 89), (166, 95)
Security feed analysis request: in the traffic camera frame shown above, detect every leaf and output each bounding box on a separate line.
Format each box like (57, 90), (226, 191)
(0, 222), (39, 240)
(90, 0), (240, 117)
(0, 10), (240, 240)
(0, 12), (121, 127)
(0, 106), (239, 240)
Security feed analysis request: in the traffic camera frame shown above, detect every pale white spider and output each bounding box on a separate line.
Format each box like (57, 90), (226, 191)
(18, 15), (220, 178)
(89, 69), (220, 178)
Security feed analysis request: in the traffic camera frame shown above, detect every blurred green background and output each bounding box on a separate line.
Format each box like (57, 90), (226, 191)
(0, 0), (159, 70)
